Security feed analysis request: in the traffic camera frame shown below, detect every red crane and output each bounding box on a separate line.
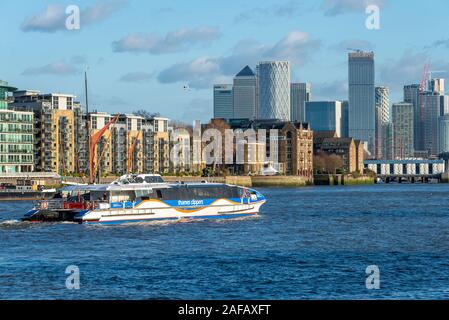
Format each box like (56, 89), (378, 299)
(89, 114), (120, 184)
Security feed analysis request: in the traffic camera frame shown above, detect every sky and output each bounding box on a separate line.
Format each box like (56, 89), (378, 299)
(1, 0), (449, 123)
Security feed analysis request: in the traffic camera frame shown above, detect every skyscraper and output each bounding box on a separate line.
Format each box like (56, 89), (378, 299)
(348, 51), (375, 155)
(422, 92), (445, 156)
(438, 115), (449, 155)
(305, 101), (342, 137)
(429, 78), (445, 95)
(233, 66), (257, 120)
(392, 102), (414, 159)
(341, 100), (349, 138)
(258, 61), (291, 121)
(213, 84), (233, 120)
(404, 84), (422, 150)
(375, 86), (390, 159)
(291, 83), (311, 122)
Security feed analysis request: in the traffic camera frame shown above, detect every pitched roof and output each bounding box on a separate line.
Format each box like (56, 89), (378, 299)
(236, 65), (255, 77)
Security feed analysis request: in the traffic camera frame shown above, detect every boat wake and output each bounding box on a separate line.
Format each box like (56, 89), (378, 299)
(0, 219), (26, 229)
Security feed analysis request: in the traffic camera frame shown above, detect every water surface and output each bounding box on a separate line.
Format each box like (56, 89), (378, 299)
(1, 184), (449, 299)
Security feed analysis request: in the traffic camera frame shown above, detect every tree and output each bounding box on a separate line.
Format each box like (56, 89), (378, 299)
(133, 109), (160, 119)
(313, 154), (326, 173)
(314, 152), (344, 174)
(326, 154), (344, 174)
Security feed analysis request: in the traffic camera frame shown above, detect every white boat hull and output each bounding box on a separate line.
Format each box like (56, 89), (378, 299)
(75, 198), (266, 225)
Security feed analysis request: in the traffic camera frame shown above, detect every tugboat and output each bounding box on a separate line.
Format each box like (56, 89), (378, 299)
(22, 174), (266, 225)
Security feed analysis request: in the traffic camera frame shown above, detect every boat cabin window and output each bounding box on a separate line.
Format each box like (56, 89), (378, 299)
(152, 186), (241, 200)
(145, 176), (164, 183)
(110, 191), (136, 203)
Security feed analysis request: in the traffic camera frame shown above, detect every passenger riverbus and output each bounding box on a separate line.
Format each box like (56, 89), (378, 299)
(22, 174), (266, 225)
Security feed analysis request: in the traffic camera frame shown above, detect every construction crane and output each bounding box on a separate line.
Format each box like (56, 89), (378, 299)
(127, 131), (141, 173)
(419, 62), (431, 123)
(89, 114), (120, 184)
(94, 134), (112, 179)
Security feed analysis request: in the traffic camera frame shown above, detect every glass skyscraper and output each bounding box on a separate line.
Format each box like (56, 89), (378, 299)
(348, 51), (375, 155)
(258, 61), (291, 121)
(233, 66), (257, 120)
(213, 84), (233, 120)
(305, 101), (342, 137)
(392, 102), (414, 159)
(375, 86), (390, 159)
(291, 83), (311, 122)
(404, 84), (422, 151)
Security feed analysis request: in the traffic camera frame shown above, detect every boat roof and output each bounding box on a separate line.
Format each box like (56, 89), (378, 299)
(59, 182), (234, 193)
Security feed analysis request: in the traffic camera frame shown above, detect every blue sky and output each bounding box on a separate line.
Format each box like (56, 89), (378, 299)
(1, 0), (449, 123)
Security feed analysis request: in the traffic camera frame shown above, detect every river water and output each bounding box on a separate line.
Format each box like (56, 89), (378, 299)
(1, 184), (449, 299)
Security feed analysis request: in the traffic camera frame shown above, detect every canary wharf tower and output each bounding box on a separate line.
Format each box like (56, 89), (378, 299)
(348, 51), (375, 155)
(258, 61), (291, 121)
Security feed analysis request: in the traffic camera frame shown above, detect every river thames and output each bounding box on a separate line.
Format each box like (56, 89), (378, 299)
(1, 184), (449, 299)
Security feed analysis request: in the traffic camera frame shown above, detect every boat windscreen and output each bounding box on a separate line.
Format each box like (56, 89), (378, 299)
(156, 185), (240, 200)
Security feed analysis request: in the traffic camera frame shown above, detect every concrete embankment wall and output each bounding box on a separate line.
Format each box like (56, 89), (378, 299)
(157, 176), (307, 187)
(314, 174), (375, 186)
(251, 176), (309, 187)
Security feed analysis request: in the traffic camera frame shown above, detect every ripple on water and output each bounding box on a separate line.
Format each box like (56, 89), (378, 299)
(2, 184), (449, 299)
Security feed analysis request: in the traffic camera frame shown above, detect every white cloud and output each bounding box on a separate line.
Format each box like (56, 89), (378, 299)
(235, 1), (302, 23)
(157, 30), (321, 89)
(22, 60), (80, 76)
(21, 0), (127, 33)
(112, 27), (221, 54)
(264, 31), (321, 65)
(321, 0), (388, 16)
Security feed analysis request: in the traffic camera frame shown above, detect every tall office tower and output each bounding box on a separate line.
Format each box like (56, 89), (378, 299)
(233, 66), (257, 120)
(438, 115), (449, 154)
(213, 84), (233, 120)
(305, 101), (342, 137)
(429, 78), (445, 95)
(291, 83), (311, 122)
(348, 51), (375, 155)
(341, 100), (349, 137)
(404, 84), (422, 150)
(375, 86), (390, 159)
(440, 94), (449, 115)
(258, 61), (291, 121)
(392, 102), (414, 159)
(384, 123), (395, 160)
(422, 92), (445, 156)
